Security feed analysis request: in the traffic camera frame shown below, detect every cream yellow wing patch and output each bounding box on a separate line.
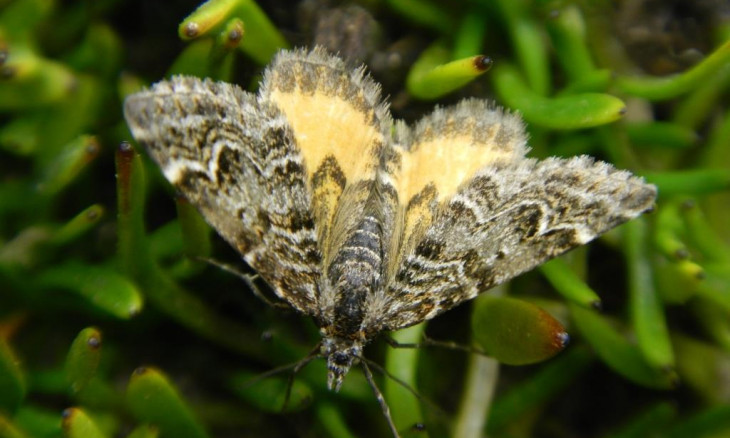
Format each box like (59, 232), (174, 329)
(389, 100), (528, 265)
(397, 99), (528, 204)
(265, 82), (383, 184)
(259, 47), (391, 263)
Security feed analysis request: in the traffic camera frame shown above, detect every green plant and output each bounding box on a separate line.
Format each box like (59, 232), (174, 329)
(1, 1), (729, 437)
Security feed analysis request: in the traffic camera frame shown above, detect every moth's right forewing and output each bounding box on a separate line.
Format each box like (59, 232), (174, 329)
(123, 77), (321, 314)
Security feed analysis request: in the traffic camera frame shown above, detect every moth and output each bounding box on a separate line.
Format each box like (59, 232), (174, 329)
(124, 47), (656, 435)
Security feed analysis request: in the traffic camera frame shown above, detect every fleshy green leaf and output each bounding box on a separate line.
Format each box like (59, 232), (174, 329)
(61, 408), (109, 438)
(384, 323), (426, 433)
(407, 42), (492, 100)
(35, 135), (99, 196)
(603, 402), (675, 438)
(126, 367), (209, 438)
(0, 340), (25, 414)
(570, 304), (676, 389)
(35, 262), (143, 319)
(179, 0), (288, 65)
(126, 425), (159, 438)
(625, 218), (675, 370)
(540, 258), (601, 309)
(383, 0), (453, 33)
(0, 44), (77, 110)
(0, 414), (30, 438)
(644, 169), (730, 196)
(493, 63), (626, 129)
(65, 327), (102, 394)
(13, 406), (61, 438)
(229, 371), (313, 413)
(472, 296), (568, 365)
(487, 346), (593, 432)
(175, 197), (211, 259)
(493, 0), (550, 95)
(617, 41), (730, 100)
(50, 205), (105, 247)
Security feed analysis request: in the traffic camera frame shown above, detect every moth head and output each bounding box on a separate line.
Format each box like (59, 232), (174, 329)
(321, 337), (362, 392)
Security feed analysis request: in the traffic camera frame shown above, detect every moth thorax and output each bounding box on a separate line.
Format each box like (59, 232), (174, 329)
(321, 336), (362, 392)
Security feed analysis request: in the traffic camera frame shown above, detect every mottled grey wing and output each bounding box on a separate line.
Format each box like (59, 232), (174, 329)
(123, 77), (321, 314)
(372, 102), (656, 331)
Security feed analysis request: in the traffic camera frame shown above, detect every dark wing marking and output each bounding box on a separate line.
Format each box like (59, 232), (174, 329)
(124, 77), (321, 314)
(258, 48), (395, 327)
(258, 48), (391, 263)
(370, 103), (656, 331)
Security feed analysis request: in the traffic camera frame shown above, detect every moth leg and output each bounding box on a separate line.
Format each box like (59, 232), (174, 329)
(384, 334), (488, 356)
(281, 344), (321, 412)
(235, 344), (320, 410)
(361, 361), (401, 438)
(383, 336), (419, 349)
(193, 256), (292, 310)
(358, 356), (437, 409)
(358, 356), (451, 429)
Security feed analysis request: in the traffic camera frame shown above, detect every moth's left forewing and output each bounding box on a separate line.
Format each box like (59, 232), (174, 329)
(376, 101), (656, 330)
(366, 100), (531, 329)
(457, 155), (657, 275)
(388, 100), (529, 272)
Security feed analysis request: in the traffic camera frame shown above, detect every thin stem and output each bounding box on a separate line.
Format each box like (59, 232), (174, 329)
(452, 353), (500, 438)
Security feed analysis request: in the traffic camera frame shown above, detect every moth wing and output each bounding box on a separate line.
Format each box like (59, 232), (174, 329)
(371, 101), (657, 330)
(124, 76), (321, 314)
(259, 47), (391, 271)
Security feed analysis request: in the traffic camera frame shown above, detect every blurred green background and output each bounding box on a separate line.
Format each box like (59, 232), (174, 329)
(1, 0), (730, 437)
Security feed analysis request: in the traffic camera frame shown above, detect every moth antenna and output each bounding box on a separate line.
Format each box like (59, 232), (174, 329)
(385, 334), (488, 356)
(360, 360), (401, 438)
(193, 256), (291, 310)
